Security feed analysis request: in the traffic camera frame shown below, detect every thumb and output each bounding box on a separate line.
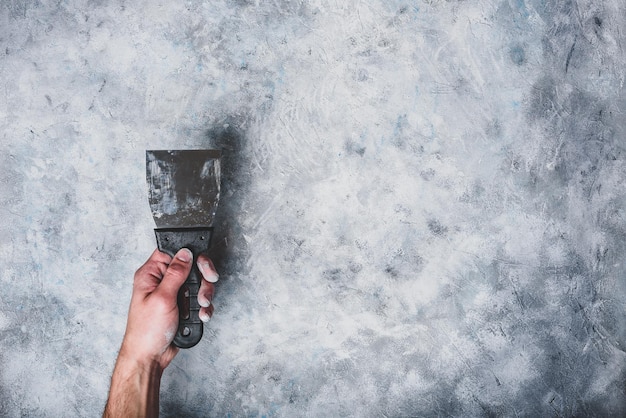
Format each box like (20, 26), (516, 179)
(156, 248), (193, 301)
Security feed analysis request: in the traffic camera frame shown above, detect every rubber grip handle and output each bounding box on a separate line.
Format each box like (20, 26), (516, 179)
(154, 227), (213, 349)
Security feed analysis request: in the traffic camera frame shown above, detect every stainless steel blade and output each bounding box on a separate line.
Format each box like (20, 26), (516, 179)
(146, 150), (221, 228)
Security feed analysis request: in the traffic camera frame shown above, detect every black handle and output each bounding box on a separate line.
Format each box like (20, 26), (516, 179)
(154, 227), (213, 349)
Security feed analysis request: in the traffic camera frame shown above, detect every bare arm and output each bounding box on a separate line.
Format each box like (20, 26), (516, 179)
(103, 352), (162, 418)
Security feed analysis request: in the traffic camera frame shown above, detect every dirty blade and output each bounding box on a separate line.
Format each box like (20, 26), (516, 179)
(146, 150), (221, 228)
(145, 149), (221, 349)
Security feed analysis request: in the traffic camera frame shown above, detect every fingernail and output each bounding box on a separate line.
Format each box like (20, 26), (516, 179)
(198, 262), (219, 283)
(199, 311), (211, 322)
(199, 297), (211, 308)
(177, 248), (192, 262)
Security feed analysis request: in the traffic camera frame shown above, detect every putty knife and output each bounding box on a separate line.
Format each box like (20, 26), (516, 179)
(146, 149), (221, 348)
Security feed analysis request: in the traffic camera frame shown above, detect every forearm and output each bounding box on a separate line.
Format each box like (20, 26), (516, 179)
(103, 351), (162, 418)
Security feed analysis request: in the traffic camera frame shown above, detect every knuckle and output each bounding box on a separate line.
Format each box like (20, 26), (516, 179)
(133, 267), (146, 285)
(134, 263), (147, 277)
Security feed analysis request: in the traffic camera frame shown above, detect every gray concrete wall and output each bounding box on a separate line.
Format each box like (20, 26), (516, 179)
(1, 1), (625, 416)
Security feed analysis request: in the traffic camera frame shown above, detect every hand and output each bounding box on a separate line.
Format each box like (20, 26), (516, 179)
(104, 248), (219, 418)
(119, 248), (219, 370)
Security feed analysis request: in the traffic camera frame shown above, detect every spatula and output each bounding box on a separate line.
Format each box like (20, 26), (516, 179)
(146, 149), (221, 348)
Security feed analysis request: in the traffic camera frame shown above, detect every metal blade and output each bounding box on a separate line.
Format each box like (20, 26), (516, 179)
(146, 150), (221, 228)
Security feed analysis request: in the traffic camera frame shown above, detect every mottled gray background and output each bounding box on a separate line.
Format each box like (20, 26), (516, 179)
(1, 0), (625, 416)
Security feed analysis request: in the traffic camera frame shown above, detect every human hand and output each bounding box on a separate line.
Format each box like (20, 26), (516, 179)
(104, 249), (219, 417)
(119, 248), (219, 370)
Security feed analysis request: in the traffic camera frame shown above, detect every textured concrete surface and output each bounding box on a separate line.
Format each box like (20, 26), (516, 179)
(1, 1), (626, 416)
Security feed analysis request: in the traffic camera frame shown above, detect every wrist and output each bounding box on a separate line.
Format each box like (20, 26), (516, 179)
(117, 343), (163, 378)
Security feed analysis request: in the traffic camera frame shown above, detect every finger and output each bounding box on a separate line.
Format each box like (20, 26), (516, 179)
(143, 248), (173, 268)
(199, 303), (215, 323)
(132, 249), (173, 296)
(155, 248), (193, 301)
(197, 254), (219, 283)
(198, 278), (215, 309)
(135, 249), (171, 278)
(151, 248), (173, 264)
(197, 254), (218, 310)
